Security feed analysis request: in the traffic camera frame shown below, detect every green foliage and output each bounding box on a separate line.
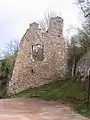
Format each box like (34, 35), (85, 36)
(68, 19), (90, 76)
(0, 58), (14, 77)
(70, 16), (90, 62)
(0, 79), (7, 98)
(0, 56), (16, 98)
(0, 40), (19, 78)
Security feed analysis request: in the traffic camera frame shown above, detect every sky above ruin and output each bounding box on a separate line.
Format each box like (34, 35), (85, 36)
(0, 0), (82, 51)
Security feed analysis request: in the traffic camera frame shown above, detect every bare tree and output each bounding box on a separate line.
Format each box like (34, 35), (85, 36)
(39, 11), (57, 32)
(0, 40), (20, 59)
(77, 0), (90, 17)
(7, 40), (19, 56)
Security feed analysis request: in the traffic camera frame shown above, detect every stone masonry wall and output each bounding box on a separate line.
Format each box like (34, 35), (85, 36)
(76, 50), (90, 79)
(8, 16), (68, 94)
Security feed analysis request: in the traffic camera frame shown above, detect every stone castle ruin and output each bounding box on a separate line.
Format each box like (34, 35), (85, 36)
(8, 16), (68, 94)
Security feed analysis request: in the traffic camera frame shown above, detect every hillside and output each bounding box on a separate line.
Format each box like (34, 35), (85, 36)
(10, 78), (90, 117)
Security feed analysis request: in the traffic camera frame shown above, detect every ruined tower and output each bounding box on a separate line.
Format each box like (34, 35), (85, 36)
(8, 16), (68, 94)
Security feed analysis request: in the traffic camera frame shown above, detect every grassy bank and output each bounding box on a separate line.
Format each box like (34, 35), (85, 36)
(10, 78), (90, 117)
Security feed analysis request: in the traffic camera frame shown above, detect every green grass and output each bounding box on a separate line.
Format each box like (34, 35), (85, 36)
(11, 80), (64, 99)
(10, 78), (90, 117)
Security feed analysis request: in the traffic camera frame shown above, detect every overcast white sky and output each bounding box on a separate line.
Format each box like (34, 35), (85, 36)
(0, 0), (81, 49)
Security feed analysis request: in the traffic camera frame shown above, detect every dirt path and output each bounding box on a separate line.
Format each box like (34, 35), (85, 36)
(0, 98), (89, 120)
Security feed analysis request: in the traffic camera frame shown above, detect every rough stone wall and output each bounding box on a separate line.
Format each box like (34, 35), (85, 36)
(76, 50), (90, 79)
(8, 16), (68, 94)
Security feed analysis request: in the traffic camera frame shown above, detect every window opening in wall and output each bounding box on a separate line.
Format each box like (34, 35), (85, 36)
(32, 44), (44, 61)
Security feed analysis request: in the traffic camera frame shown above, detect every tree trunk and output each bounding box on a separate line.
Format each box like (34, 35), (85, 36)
(72, 57), (76, 77)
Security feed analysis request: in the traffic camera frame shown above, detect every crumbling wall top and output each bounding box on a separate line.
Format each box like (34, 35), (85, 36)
(49, 16), (63, 28)
(29, 22), (39, 30)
